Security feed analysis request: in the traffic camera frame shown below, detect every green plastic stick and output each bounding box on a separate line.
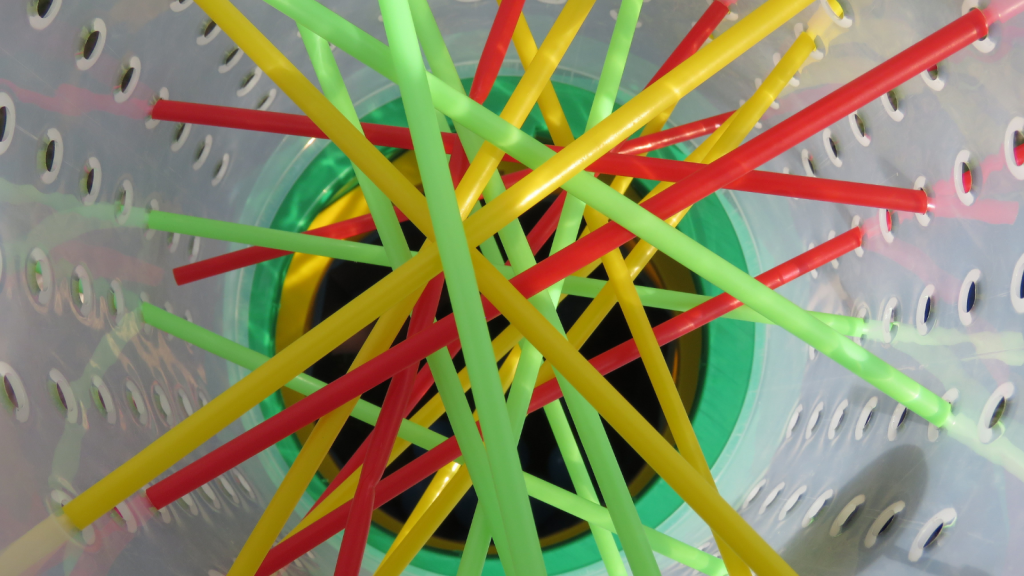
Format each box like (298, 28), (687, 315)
(299, 27), (412, 267)
(146, 210), (396, 266)
(379, 1), (545, 574)
(301, 23), (514, 570)
(522, 474), (727, 576)
(561, 276), (867, 337)
(138, 302), (448, 451)
(404, 4), (642, 574)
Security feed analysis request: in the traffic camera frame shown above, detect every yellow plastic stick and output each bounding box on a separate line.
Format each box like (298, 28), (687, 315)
(469, 249), (797, 576)
(225, 292), (419, 576)
(454, 0), (596, 218)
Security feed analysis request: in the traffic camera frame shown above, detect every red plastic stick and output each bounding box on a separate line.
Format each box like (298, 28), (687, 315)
(612, 111), (733, 156)
(646, 0), (731, 87)
(333, 276), (442, 576)
(529, 228), (862, 409)
(148, 15), (986, 506)
(151, 100), (463, 151)
(469, 0), (527, 103)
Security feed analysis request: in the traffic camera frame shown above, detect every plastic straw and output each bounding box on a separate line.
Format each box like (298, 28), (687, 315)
(380, 0), (544, 573)
(172, 208), (407, 285)
(468, 0), (527, 103)
(612, 111), (732, 155)
(148, 211), (396, 266)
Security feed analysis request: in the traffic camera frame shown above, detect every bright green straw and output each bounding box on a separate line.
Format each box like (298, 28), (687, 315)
(405, 3), (652, 573)
(522, 473), (727, 576)
(561, 276), (867, 337)
(379, 0), (546, 574)
(146, 210), (397, 266)
(265, 0), (947, 426)
(138, 302), (449, 451)
(301, 24), (516, 572)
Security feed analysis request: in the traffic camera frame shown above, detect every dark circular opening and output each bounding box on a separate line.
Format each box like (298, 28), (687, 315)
(92, 385), (108, 417)
(988, 397), (1007, 430)
(308, 194), (694, 549)
(805, 153), (816, 176)
(862, 409), (874, 430)
(36, 0), (53, 18)
(828, 136), (839, 160)
(878, 511), (897, 535)
(241, 70), (256, 89)
(0, 106), (7, 141)
(922, 296), (932, 324)
(194, 141), (206, 162)
(3, 375), (19, 410)
(886, 90), (899, 113)
(84, 167), (95, 196)
(854, 113), (866, 138)
(923, 523), (943, 548)
(83, 30), (100, 60)
(50, 379), (68, 413)
(213, 160), (224, 177)
(44, 139), (56, 172)
(897, 406), (908, 428)
(173, 123), (186, 144)
(256, 94), (270, 109)
(926, 64), (939, 81)
(223, 47), (239, 65)
(203, 20), (217, 37)
(961, 163), (973, 194)
(965, 281), (977, 313)
(120, 67), (135, 93)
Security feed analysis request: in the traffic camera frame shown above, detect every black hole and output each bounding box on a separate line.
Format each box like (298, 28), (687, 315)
(256, 94), (269, 109)
(194, 141), (206, 162)
(84, 167), (95, 196)
(886, 91), (899, 112)
(923, 523), (943, 548)
(120, 67), (135, 93)
(923, 296), (932, 324)
(173, 123), (186, 143)
(878, 512), (897, 535)
(54, 382), (68, 412)
(988, 397), (1007, 429)
(806, 154), (816, 176)
(44, 140), (56, 172)
(0, 107), (7, 141)
(863, 409), (874, 429)
(213, 160), (223, 177)
(966, 281), (977, 313)
(828, 137), (839, 159)
(241, 70), (255, 89)
(36, 0), (53, 18)
(3, 375), (18, 410)
(961, 163), (973, 193)
(203, 20), (217, 37)
(854, 113), (866, 138)
(927, 64), (939, 81)
(92, 386), (107, 416)
(83, 30), (100, 60)
(223, 47), (238, 65)
(897, 407), (908, 428)
(834, 410), (845, 430)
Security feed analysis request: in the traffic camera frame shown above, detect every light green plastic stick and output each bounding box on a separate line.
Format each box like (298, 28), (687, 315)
(379, 0), (546, 574)
(300, 24), (515, 571)
(405, 3), (648, 573)
(146, 211), (396, 266)
(138, 302), (449, 451)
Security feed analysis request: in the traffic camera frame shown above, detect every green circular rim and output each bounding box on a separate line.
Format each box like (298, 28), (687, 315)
(246, 78), (757, 575)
